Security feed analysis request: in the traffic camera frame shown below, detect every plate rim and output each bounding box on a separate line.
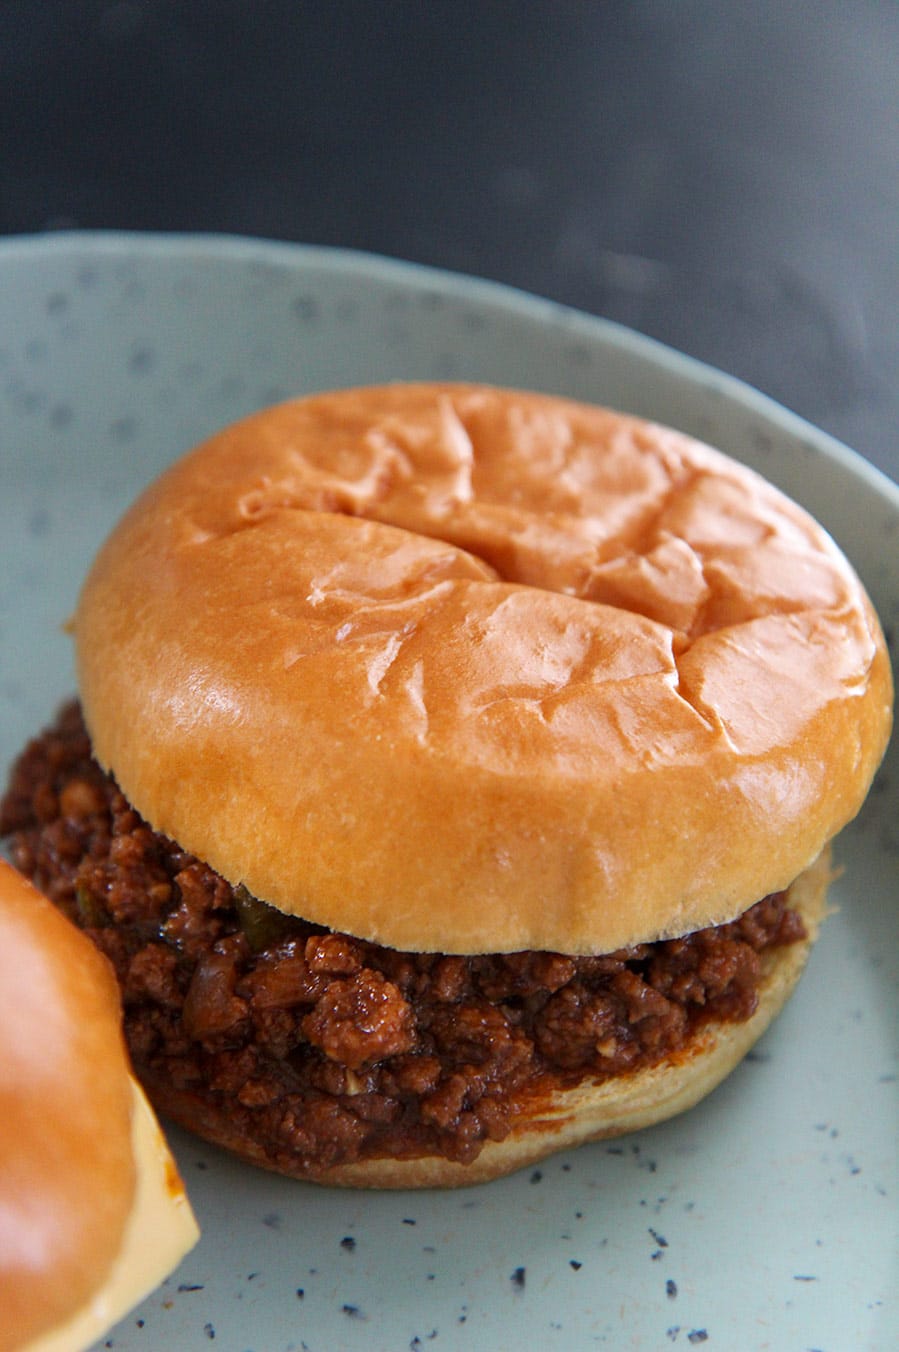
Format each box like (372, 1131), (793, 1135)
(2, 227), (897, 508)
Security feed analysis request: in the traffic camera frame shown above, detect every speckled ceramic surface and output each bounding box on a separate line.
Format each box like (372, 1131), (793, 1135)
(1, 233), (896, 1352)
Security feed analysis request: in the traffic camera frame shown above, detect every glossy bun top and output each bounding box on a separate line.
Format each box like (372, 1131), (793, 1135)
(74, 384), (892, 953)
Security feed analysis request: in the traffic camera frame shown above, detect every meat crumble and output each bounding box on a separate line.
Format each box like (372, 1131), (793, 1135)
(0, 702), (807, 1174)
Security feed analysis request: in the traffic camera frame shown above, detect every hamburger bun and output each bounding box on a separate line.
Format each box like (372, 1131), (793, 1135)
(74, 383), (891, 954)
(0, 859), (199, 1350)
(4, 382), (890, 1188)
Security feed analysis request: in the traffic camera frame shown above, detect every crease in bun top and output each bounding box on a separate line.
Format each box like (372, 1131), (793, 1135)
(1, 383), (892, 1189)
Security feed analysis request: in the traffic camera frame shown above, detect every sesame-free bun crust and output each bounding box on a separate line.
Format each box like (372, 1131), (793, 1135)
(74, 384), (892, 955)
(136, 849), (831, 1189)
(0, 861), (198, 1352)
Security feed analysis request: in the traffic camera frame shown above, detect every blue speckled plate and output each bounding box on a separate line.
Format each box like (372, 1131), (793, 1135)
(1, 233), (896, 1352)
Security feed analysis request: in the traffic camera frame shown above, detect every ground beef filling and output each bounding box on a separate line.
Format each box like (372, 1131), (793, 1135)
(1, 702), (807, 1174)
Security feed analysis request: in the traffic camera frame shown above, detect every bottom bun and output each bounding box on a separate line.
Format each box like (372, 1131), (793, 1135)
(142, 851), (831, 1191)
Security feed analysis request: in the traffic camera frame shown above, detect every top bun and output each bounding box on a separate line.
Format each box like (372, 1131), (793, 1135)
(74, 384), (892, 955)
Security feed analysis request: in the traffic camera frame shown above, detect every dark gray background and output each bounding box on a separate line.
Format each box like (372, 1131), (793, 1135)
(2, 0), (896, 480)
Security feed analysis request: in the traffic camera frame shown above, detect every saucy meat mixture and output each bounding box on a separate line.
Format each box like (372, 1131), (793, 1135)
(1, 702), (806, 1173)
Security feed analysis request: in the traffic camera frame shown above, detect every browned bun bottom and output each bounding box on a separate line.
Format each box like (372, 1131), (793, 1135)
(133, 851), (830, 1189)
(0, 859), (198, 1351)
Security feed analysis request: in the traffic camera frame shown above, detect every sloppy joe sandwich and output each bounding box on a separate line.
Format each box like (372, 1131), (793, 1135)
(1, 383), (891, 1188)
(0, 859), (198, 1351)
